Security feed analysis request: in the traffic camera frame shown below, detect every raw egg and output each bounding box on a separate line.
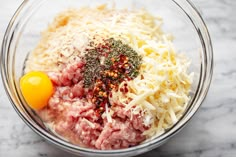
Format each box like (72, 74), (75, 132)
(20, 71), (54, 110)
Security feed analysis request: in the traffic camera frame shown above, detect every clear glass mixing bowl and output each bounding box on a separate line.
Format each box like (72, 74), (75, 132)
(0, 0), (213, 156)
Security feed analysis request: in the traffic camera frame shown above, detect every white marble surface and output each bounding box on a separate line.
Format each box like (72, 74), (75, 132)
(0, 0), (236, 157)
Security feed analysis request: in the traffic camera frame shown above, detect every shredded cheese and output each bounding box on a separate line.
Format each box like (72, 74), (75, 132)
(105, 103), (112, 123)
(82, 118), (96, 129)
(112, 39), (193, 138)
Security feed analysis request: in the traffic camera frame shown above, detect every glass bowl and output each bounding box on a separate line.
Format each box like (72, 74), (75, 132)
(0, 0), (213, 156)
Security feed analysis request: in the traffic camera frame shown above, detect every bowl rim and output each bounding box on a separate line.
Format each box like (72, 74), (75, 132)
(0, 0), (213, 156)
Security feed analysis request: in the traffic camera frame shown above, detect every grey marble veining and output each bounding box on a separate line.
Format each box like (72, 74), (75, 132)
(0, 0), (236, 157)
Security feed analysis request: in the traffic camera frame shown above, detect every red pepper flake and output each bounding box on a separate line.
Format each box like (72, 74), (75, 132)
(109, 92), (113, 98)
(124, 87), (129, 93)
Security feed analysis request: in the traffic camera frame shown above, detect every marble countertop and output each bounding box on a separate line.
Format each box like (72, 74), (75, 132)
(0, 0), (236, 156)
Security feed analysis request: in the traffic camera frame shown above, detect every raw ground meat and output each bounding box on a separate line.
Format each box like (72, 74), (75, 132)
(95, 118), (145, 149)
(38, 59), (148, 150)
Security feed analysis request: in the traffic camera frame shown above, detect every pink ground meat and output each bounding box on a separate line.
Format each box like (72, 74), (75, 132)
(38, 59), (148, 150)
(95, 118), (145, 149)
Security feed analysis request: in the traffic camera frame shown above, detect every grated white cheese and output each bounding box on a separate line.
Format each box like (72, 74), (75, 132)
(111, 38), (193, 138)
(105, 103), (113, 123)
(82, 118), (95, 129)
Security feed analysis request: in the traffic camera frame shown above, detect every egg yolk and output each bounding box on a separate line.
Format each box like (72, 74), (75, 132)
(20, 71), (54, 110)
